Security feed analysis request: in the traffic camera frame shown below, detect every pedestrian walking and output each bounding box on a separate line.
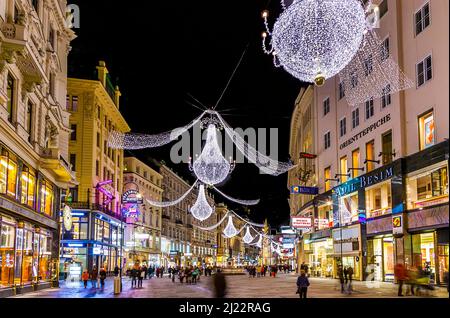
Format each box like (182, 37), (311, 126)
(138, 266), (144, 288)
(296, 271), (310, 299)
(82, 270), (89, 288)
(142, 264), (148, 280)
(347, 266), (354, 293)
(90, 266), (98, 288)
(213, 269), (227, 298)
(131, 264), (139, 288)
(192, 267), (199, 284)
(337, 265), (345, 293)
(99, 267), (107, 290)
(113, 265), (120, 277)
(394, 262), (407, 296)
(344, 266), (349, 286)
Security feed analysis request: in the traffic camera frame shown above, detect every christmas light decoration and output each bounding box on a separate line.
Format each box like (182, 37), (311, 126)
(216, 112), (295, 175)
(190, 124), (235, 185)
(108, 111), (206, 149)
(194, 212), (230, 231)
(339, 30), (414, 106)
(242, 225), (254, 244)
(146, 180), (198, 207)
(190, 184), (214, 221)
(212, 186), (260, 206)
(254, 234), (263, 248)
(261, 0), (367, 85)
(223, 215), (239, 238)
(230, 210), (265, 228)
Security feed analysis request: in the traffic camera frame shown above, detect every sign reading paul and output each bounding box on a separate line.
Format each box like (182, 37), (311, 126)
(121, 190), (143, 219)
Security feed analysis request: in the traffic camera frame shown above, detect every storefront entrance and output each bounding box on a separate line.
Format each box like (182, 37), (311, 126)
(309, 239), (333, 278)
(367, 236), (395, 282)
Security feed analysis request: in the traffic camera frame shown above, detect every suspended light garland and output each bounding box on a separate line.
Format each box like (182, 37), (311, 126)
(216, 112), (295, 175)
(190, 124), (235, 185)
(254, 234), (263, 248)
(212, 186), (260, 206)
(261, 0), (367, 85)
(229, 210), (264, 228)
(194, 212), (230, 231)
(223, 215), (239, 238)
(108, 111), (206, 149)
(242, 225), (254, 244)
(189, 184), (214, 221)
(146, 180), (198, 207)
(339, 30), (414, 106)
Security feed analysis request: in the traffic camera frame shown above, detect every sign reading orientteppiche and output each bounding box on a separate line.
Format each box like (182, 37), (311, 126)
(291, 186), (319, 195)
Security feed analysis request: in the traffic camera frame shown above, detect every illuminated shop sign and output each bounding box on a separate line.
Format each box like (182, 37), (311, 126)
(280, 226), (296, 234)
(121, 189), (143, 204)
(339, 114), (391, 150)
(291, 186), (319, 195)
(291, 217), (312, 228)
(335, 166), (394, 197)
(122, 204), (140, 219)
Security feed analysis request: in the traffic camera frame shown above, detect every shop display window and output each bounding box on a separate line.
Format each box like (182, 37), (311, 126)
(21, 230), (34, 284)
(438, 245), (449, 286)
(39, 179), (54, 217)
(14, 228), (24, 285)
(338, 192), (359, 225)
(71, 217), (88, 240)
(0, 220), (15, 288)
(365, 180), (392, 218)
(406, 164), (449, 209)
(317, 203), (333, 229)
(418, 111), (435, 150)
(412, 232), (436, 281)
(20, 166), (36, 208)
(39, 234), (52, 281)
(0, 150), (18, 198)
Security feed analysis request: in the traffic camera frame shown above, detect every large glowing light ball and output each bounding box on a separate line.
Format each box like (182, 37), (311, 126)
(193, 124), (232, 185)
(271, 0), (367, 84)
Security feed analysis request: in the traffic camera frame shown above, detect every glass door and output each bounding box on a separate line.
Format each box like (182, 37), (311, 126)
(438, 244), (449, 285)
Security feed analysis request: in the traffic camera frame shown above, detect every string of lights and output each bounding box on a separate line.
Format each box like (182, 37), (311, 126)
(146, 180), (198, 207)
(212, 186), (260, 206)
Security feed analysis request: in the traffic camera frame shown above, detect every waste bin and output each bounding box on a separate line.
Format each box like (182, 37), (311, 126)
(114, 276), (121, 295)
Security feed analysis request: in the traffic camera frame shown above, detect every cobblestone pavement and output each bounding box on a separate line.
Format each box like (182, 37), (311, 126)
(10, 273), (449, 298)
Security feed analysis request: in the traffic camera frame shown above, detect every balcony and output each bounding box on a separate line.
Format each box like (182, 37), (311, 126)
(0, 18), (47, 88)
(40, 148), (77, 185)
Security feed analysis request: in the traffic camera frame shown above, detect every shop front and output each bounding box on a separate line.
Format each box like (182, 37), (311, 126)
(308, 237), (333, 278)
(332, 225), (363, 280)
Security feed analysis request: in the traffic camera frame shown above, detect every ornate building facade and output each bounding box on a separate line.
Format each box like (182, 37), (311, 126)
(0, 0), (76, 297)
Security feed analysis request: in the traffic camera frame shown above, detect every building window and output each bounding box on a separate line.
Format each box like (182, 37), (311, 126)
(366, 180), (392, 218)
(6, 73), (15, 123)
(20, 166), (36, 208)
(351, 149), (360, 178)
(70, 124), (77, 141)
(365, 140), (375, 172)
(97, 105), (101, 119)
(49, 73), (56, 98)
(340, 118), (347, 137)
(351, 71), (358, 88)
(417, 55), (432, 87)
(365, 98), (374, 119)
(381, 130), (393, 165)
(0, 219), (16, 288)
(39, 179), (54, 217)
(26, 101), (33, 141)
(379, 0), (388, 18)
(0, 150), (18, 198)
(32, 0), (39, 11)
(70, 96), (78, 112)
(324, 167), (331, 191)
(323, 98), (330, 116)
(324, 132), (331, 150)
(70, 154), (76, 172)
(364, 55), (373, 76)
(418, 110), (435, 150)
(339, 82), (345, 100)
(381, 85), (391, 108)
(104, 140), (107, 155)
(338, 192), (359, 225)
(97, 133), (101, 148)
(381, 37), (390, 61)
(406, 164), (449, 210)
(340, 156), (348, 183)
(352, 108), (360, 129)
(96, 160), (99, 176)
(415, 2), (430, 36)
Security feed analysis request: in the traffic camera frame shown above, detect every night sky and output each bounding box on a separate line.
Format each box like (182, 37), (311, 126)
(68, 0), (305, 228)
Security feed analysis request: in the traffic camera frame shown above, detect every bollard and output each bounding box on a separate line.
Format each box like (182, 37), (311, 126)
(114, 276), (121, 295)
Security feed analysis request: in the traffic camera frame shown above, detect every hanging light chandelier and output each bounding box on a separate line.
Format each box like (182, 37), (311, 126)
(242, 225), (254, 244)
(223, 215), (239, 238)
(189, 184), (214, 221)
(190, 124), (235, 185)
(262, 0), (367, 85)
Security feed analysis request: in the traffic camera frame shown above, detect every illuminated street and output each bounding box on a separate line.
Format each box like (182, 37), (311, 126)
(10, 273), (449, 298)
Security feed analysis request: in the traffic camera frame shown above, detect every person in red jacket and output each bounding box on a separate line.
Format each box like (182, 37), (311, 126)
(394, 262), (407, 296)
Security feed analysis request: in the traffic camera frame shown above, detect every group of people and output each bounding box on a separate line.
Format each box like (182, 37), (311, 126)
(337, 265), (354, 294)
(246, 264), (292, 278)
(394, 262), (439, 296)
(81, 265), (108, 290)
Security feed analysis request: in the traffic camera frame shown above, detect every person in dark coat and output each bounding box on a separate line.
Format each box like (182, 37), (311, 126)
(99, 267), (107, 290)
(337, 265), (345, 293)
(296, 271), (310, 299)
(213, 269), (227, 298)
(90, 266), (98, 289)
(114, 265), (120, 277)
